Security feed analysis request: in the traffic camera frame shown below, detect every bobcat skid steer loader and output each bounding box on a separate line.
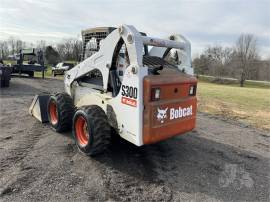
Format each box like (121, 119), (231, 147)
(47, 25), (197, 156)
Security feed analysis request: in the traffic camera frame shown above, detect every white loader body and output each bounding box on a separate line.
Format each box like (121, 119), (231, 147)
(64, 25), (194, 146)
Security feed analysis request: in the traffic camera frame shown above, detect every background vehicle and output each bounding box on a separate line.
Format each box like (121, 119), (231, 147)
(11, 48), (46, 78)
(43, 25), (197, 156)
(52, 62), (74, 76)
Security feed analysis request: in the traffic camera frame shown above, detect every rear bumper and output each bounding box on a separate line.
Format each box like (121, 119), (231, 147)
(143, 97), (197, 144)
(143, 74), (197, 144)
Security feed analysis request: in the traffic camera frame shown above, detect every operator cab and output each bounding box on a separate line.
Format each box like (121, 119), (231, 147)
(74, 27), (193, 100)
(115, 43), (129, 82)
(109, 34), (148, 97)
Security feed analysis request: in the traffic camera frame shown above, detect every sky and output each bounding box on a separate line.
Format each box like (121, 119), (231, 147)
(0, 0), (269, 58)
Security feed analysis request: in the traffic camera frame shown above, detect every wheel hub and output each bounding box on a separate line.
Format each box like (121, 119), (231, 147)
(49, 101), (58, 125)
(75, 116), (89, 146)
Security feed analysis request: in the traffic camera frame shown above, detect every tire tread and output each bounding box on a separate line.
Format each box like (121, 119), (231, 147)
(75, 105), (111, 156)
(50, 93), (74, 132)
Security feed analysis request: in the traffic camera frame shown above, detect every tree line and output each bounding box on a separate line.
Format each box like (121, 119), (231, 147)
(0, 34), (269, 86)
(193, 34), (270, 85)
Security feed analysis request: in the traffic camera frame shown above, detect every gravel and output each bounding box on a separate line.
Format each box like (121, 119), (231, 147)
(0, 77), (269, 202)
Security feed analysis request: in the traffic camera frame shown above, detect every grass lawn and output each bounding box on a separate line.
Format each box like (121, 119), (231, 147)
(197, 80), (270, 131)
(34, 65), (53, 78)
(34, 65), (63, 80)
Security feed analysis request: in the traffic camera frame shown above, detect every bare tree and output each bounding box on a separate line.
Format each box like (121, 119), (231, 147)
(15, 39), (26, 53)
(235, 34), (258, 87)
(206, 46), (225, 77)
(0, 41), (9, 59)
(223, 47), (234, 66)
(36, 40), (47, 52)
(8, 37), (16, 55)
(193, 45), (233, 78)
(193, 54), (211, 75)
(71, 39), (82, 61)
(63, 39), (73, 60)
(56, 38), (82, 61)
(56, 43), (65, 59)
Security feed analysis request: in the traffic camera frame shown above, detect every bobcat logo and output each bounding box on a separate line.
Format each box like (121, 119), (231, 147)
(157, 107), (168, 123)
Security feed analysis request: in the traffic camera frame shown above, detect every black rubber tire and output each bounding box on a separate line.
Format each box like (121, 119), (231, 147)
(47, 93), (75, 132)
(28, 71), (34, 77)
(4, 79), (9, 87)
(52, 70), (56, 77)
(0, 79), (5, 88)
(73, 105), (111, 156)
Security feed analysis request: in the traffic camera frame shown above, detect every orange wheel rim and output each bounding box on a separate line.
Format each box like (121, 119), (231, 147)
(49, 101), (58, 125)
(75, 116), (89, 146)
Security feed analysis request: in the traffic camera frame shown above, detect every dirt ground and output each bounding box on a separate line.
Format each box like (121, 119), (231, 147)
(0, 77), (269, 202)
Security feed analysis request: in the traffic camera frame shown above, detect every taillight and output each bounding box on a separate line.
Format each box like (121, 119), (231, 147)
(189, 85), (196, 96)
(151, 87), (160, 101)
